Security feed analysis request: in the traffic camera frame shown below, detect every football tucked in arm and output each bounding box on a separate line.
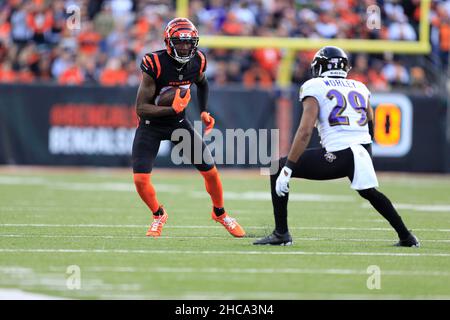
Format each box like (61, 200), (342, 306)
(156, 87), (189, 107)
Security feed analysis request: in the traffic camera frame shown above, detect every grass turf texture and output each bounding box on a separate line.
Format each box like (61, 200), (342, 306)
(0, 168), (449, 299)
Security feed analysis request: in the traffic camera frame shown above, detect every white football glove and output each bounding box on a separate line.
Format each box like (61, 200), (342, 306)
(275, 166), (292, 197)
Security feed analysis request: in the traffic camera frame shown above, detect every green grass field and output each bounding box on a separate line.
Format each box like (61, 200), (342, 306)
(0, 167), (449, 299)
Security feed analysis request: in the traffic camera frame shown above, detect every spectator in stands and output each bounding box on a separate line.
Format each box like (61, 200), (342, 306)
(222, 12), (244, 36)
(210, 60), (229, 86)
(382, 57), (410, 86)
(94, 2), (115, 41)
(227, 60), (243, 82)
(58, 60), (84, 85)
(105, 20), (129, 58)
(253, 47), (281, 79)
(0, 61), (17, 83)
(367, 60), (389, 92)
(410, 66), (426, 86)
(315, 13), (338, 39)
(48, 0), (67, 44)
(0, 9), (11, 43)
(291, 58), (310, 85)
(26, 0), (53, 44)
(77, 20), (101, 57)
(434, 3), (450, 68)
(387, 13), (417, 41)
(17, 65), (35, 83)
(0, 41), (8, 63)
(99, 57), (128, 86)
(0, 0), (446, 93)
(16, 42), (40, 75)
(349, 54), (369, 84)
(243, 61), (273, 89)
(10, 2), (33, 46)
(51, 48), (72, 79)
(37, 53), (52, 81)
(125, 59), (140, 86)
(82, 56), (99, 84)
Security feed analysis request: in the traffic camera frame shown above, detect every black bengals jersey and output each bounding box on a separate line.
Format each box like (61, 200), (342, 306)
(140, 49), (207, 122)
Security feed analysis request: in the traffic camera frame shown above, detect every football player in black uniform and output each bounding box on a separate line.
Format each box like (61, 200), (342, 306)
(133, 18), (245, 238)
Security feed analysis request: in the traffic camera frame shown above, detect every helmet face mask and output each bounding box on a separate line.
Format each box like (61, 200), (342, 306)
(311, 46), (351, 78)
(164, 18), (199, 64)
(169, 37), (199, 63)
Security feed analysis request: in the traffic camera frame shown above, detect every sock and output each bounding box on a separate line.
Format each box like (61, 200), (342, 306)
(358, 189), (411, 240)
(214, 207), (225, 217)
(153, 207), (164, 216)
(200, 166), (224, 209)
(133, 173), (160, 214)
(271, 166), (289, 234)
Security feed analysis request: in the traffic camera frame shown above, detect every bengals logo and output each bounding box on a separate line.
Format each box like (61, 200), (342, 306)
(178, 33), (192, 38)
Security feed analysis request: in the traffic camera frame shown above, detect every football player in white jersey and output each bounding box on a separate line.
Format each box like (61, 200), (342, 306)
(254, 46), (419, 247)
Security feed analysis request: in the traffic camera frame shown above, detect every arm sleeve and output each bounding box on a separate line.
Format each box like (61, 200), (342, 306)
(196, 51), (208, 112)
(196, 75), (209, 113)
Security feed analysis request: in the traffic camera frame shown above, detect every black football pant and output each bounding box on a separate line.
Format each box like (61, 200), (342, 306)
(132, 118), (214, 173)
(271, 144), (410, 240)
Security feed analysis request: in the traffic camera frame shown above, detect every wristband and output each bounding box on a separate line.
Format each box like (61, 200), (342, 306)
(285, 159), (296, 170)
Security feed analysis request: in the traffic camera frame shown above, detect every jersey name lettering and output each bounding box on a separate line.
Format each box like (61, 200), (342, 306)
(323, 79), (357, 88)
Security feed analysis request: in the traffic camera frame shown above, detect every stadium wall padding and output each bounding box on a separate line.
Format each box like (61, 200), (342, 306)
(290, 90), (449, 173)
(0, 84), (448, 172)
(0, 84), (276, 169)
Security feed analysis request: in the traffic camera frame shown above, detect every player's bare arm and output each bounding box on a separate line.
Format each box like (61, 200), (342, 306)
(367, 103), (374, 139)
(135, 72), (177, 118)
(367, 103), (374, 121)
(275, 96), (319, 197)
(286, 97), (319, 165)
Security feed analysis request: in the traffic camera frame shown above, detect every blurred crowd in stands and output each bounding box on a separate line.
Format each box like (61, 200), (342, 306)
(0, 0), (449, 94)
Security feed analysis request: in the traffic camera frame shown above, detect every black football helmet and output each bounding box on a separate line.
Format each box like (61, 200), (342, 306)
(311, 46), (351, 78)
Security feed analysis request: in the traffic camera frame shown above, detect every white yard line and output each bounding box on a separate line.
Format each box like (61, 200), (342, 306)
(0, 288), (66, 300)
(2, 176), (449, 209)
(75, 266), (450, 277)
(196, 191), (355, 202)
(0, 234), (228, 240)
(2, 223), (450, 232)
(0, 177), (181, 193)
(0, 248), (449, 257)
(212, 291), (450, 300)
(362, 203), (450, 213)
(0, 234), (449, 243)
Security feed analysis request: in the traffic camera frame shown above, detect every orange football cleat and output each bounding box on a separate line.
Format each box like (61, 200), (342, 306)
(212, 211), (246, 238)
(146, 207), (168, 237)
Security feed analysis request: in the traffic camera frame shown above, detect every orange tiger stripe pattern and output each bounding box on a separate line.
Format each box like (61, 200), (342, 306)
(198, 51), (206, 75)
(152, 53), (161, 78)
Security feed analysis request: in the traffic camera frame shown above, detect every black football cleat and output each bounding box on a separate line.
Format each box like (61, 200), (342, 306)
(395, 233), (420, 247)
(253, 231), (293, 246)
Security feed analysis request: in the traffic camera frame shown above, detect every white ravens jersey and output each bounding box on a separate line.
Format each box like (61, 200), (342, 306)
(299, 77), (372, 152)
